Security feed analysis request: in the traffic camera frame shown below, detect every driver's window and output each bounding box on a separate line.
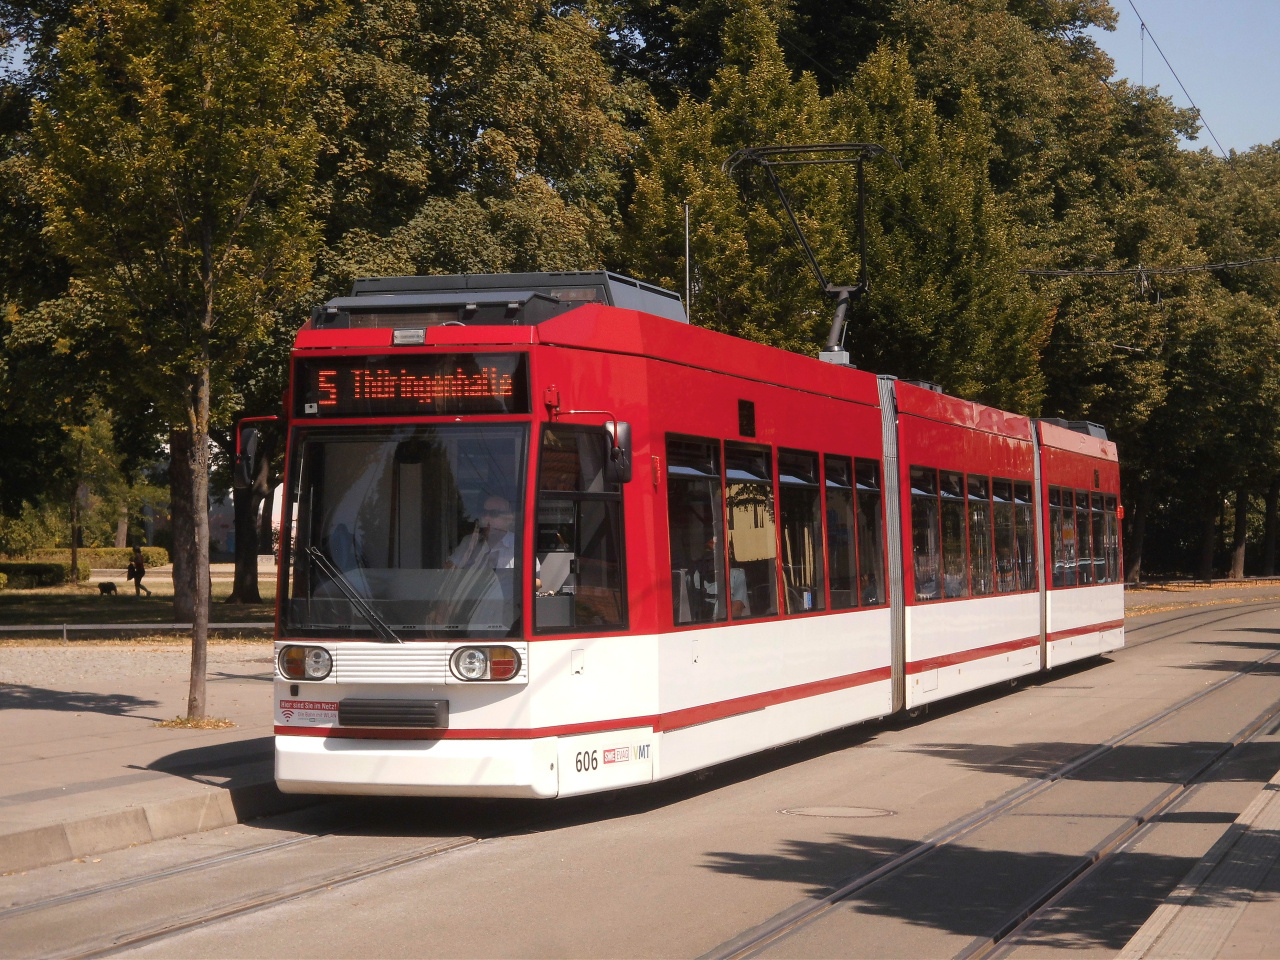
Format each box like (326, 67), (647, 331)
(534, 426), (627, 633)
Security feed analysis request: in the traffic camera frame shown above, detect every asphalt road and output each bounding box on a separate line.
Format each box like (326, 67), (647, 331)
(3, 600), (1279, 960)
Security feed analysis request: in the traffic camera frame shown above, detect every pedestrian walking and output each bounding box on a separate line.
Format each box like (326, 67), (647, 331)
(130, 546), (151, 597)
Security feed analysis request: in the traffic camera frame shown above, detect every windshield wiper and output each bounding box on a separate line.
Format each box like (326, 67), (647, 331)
(305, 546), (401, 643)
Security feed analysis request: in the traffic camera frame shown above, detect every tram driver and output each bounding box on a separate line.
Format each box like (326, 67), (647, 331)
(445, 495), (517, 571)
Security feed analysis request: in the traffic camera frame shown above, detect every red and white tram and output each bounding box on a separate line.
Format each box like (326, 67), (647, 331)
(261, 271), (1122, 798)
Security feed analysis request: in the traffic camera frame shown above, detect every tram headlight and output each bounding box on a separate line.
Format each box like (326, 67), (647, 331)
(279, 645), (331, 681)
(449, 645), (522, 682)
(304, 647), (332, 680)
(452, 647), (489, 681)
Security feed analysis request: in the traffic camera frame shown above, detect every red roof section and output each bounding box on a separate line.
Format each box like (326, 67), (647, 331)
(531, 303), (882, 407)
(1037, 420), (1118, 462)
(894, 380), (1033, 441)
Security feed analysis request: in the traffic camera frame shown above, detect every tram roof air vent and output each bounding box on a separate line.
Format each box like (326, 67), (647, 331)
(1038, 418), (1109, 440)
(901, 379), (944, 393)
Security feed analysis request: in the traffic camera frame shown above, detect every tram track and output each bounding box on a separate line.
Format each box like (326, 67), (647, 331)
(699, 604), (1280, 960)
(6, 599), (1277, 959)
(57, 836), (480, 960)
(961, 691), (1280, 960)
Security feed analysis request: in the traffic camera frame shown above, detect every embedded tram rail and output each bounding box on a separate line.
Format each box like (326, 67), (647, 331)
(3, 598), (1279, 960)
(699, 637), (1280, 959)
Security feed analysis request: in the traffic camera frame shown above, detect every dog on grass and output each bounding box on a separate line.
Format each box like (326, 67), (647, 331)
(98, 581), (118, 596)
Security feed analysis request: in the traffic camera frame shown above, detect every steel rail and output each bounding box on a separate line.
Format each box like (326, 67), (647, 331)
(57, 837), (481, 960)
(960, 692), (1280, 960)
(699, 607), (1280, 960)
(0, 834), (320, 922)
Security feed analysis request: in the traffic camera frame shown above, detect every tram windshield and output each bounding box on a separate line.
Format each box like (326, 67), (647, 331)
(283, 423), (529, 639)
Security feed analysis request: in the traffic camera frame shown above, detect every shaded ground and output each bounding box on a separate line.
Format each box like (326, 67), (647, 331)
(0, 579), (275, 625)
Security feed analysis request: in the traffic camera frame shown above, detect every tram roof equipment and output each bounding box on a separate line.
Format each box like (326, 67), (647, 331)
(312, 271), (687, 330)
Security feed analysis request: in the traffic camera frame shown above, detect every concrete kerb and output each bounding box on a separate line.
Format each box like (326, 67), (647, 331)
(1119, 768), (1280, 959)
(0, 778), (323, 875)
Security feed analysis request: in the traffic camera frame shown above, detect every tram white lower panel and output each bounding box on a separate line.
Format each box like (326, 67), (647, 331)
(1046, 584), (1125, 669)
(906, 643), (1040, 710)
(276, 735), (559, 798)
(655, 679), (892, 782)
(904, 594), (1042, 709)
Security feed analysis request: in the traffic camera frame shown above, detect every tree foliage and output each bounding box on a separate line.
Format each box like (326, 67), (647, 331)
(629, 4), (1047, 409)
(23, 0), (336, 714)
(3, 0), (1280, 583)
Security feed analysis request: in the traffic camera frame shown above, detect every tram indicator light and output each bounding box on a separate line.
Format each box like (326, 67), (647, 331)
(450, 645), (522, 682)
(296, 353), (530, 417)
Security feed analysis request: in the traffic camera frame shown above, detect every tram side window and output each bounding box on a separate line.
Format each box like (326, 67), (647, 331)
(534, 426), (626, 633)
(1105, 495), (1120, 582)
(910, 466), (942, 601)
(667, 436), (727, 625)
(1091, 493), (1107, 583)
(940, 470), (969, 598)
(779, 449), (825, 614)
(1076, 489), (1093, 585)
(1061, 488), (1078, 586)
(968, 475), (994, 596)
(993, 478), (1016, 593)
(1014, 481), (1037, 591)
(855, 458), (887, 606)
(725, 442), (779, 619)
(826, 456), (858, 610)
(1049, 486), (1064, 587)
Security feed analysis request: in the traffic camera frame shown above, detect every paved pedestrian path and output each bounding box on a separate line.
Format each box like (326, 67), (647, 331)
(1120, 766), (1280, 958)
(0, 641), (315, 875)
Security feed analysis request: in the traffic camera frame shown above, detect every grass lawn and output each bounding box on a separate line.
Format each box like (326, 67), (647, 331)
(0, 578), (276, 625)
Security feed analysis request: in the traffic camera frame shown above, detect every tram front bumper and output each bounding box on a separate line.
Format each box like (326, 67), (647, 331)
(275, 734), (560, 799)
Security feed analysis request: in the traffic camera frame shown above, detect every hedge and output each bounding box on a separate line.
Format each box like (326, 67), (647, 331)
(25, 547), (169, 569)
(0, 561), (91, 588)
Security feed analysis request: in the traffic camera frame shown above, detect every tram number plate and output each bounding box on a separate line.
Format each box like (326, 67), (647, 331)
(558, 729), (655, 795)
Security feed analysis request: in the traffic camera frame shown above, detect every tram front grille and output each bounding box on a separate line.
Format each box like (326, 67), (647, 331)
(337, 698), (449, 728)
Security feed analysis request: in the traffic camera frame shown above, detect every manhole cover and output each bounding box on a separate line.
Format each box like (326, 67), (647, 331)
(780, 806), (895, 819)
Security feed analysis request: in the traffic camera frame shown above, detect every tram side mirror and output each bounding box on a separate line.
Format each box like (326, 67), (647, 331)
(234, 426), (260, 490)
(604, 421), (632, 484)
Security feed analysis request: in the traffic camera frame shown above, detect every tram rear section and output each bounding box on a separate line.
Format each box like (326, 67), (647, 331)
(263, 270), (1123, 798)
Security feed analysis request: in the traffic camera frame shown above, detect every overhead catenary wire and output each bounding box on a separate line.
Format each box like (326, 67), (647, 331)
(1021, 255), (1280, 278)
(1126, 0), (1232, 163)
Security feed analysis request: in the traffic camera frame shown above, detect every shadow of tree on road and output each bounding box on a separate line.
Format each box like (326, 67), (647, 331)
(0, 681), (161, 717)
(699, 830), (1232, 951)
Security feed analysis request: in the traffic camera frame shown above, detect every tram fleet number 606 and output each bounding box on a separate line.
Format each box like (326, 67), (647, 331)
(235, 269), (1122, 799)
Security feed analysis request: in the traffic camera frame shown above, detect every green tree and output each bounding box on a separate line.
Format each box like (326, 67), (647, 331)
(629, 5), (1048, 409)
(27, 0), (336, 717)
(315, 0), (647, 291)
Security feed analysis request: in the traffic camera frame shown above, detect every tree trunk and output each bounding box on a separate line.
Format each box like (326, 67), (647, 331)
(114, 503), (128, 548)
(186, 356), (213, 720)
(169, 427), (197, 621)
(69, 488), (79, 585)
(228, 432), (272, 603)
(1197, 503), (1218, 582)
(1230, 487), (1249, 580)
(1124, 485), (1150, 583)
(1263, 475), (1279, 577)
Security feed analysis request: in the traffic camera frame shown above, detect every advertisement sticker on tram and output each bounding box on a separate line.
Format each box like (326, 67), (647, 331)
(278, 699), (338, 726)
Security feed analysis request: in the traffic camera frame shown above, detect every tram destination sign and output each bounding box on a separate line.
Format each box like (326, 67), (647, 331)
(295, 352), (530, 417)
